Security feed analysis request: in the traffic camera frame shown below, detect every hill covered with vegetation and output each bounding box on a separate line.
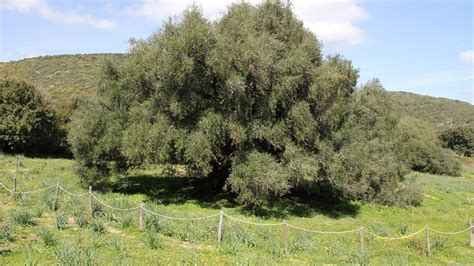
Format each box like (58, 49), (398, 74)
(1, 55), (472, 131)
(0, 54), (123, 115)
(388, 91), (474, 129)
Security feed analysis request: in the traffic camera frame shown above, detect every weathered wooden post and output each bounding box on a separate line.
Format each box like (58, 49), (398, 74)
(470, 217), (474, 247)
(425, 225), (430, 256)
(52, 183), (59, 211)
(139, 204), (144, 231)
(217, 211), (224, 246)
(283, 220), (289, 255)
(360, 226), (365, 253)
(11, 156), (18, 200)
(88, 186), (93, 216)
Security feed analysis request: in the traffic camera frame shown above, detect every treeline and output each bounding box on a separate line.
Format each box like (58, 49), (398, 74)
(1, 1), (472, 209)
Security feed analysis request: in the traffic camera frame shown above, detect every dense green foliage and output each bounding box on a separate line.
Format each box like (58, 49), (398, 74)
(389, 91), (474, 129)
(329, 81), (422, 205)
(397, 116), (461, 176)
(439, 126), (474, 157)
(0, 79), (61, 154)
(69, 2), (428, 207)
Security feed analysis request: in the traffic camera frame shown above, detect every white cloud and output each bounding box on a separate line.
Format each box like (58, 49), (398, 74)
(124, 0), (368, 48)
(0, 0), (116, 29)
(459, 50), (474, 65)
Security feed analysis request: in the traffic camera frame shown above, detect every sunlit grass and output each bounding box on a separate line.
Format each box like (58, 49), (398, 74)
(0, 154), (473, 264)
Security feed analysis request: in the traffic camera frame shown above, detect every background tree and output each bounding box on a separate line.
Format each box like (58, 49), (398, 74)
(439, 126), (474, 157)
(69, 2), (424, 207)
(397, 116), (461, 176)
(0, 79), (59, 154)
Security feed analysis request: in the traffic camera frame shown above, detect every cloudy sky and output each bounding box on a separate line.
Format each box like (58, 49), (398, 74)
(1, 0), (473, 103)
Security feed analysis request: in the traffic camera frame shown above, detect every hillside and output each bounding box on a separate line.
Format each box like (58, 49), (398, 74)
(0, 54), (123, 115)
(1, 54), (473, 129)
(389, 91), (474, 129)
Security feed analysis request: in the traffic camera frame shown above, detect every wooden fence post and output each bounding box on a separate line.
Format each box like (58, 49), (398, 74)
(139, 204), (144, 231)
(11, 176), (17, 200)
(52, 183), (59, 211)
(360, 226), (365, 253)
(88, 186), (93, 216)
(283, 220), (289, 255)
(217, 211), (224, 246)
(470, 217), (473, 247)
(11, 156), (18, 200)
(425, 225), (430, 256)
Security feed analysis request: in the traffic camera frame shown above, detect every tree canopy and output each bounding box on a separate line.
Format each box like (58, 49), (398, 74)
(0, 79), (60, 154)
(439, 126), (474, 157)
(70, 2), (437, 207)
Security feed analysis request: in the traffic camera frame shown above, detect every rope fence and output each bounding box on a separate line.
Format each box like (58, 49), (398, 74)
(1, 182), (473, 256)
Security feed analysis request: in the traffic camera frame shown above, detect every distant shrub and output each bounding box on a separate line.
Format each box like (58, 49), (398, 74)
(439, 126), (474, 157)
(0, 79), (61, 155)
(397, 116), (461, 176)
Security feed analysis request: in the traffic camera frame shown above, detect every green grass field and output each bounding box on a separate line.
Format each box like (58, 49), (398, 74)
(0, 154), (473, 265)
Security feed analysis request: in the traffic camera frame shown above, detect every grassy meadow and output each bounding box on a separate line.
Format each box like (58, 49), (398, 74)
(0, 153), (473, 265)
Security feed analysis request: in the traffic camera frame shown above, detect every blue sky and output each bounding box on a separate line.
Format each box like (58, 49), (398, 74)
(1, 0), (473, 103)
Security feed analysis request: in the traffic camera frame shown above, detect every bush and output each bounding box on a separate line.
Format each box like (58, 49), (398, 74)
(439, 126), (474, 157)
(0, 79), (61, 155)
(397, 116), (461, 176)
(226, 151), (290, 208)
(328, 81), (415, 204)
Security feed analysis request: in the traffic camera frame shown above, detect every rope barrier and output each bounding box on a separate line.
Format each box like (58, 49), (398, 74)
(223, 214), (284, 226)
(0, 182), (55, 194)
(286, 223), (361, 234)
(58, 185), (89, 197)
(143, 208), (220, 220)
(366, 228), (425, 240)
(90, 193), (140, 211)
(0, 182), (14, 193)
(0, 181), (472, 238)
(430, 226), (473, 235)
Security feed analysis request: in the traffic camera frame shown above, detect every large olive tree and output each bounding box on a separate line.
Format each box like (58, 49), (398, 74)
(69, 2), (418, 207)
